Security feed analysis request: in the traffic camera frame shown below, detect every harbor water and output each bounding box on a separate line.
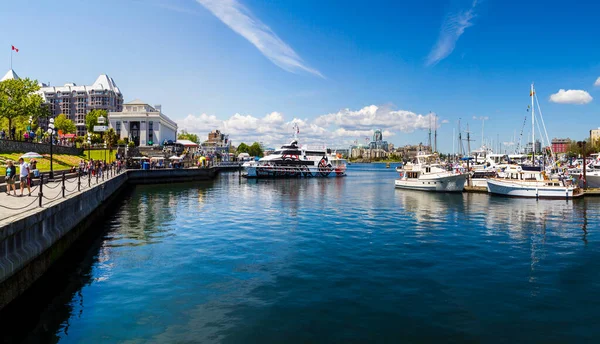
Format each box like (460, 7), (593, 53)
(3, 164), (600, 343)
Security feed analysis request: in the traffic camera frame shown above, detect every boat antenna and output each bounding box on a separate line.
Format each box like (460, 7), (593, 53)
(292, 123), (299, 141)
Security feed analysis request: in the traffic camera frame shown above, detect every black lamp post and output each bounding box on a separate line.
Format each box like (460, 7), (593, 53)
(48, 117), (56, 180)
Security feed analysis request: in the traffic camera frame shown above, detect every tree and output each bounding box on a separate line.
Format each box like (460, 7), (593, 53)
(236, 142), (250, 154)
(85, 109), (107, 133)
(248, 142), (264, 157)
(54, 114), (77, 134)
(177, 129), (200, 143)
(0, 78), (43, 139)
(105, 127), (118, 151)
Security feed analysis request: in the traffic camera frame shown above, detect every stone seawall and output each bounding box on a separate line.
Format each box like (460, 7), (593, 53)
(0, 173), (128, 309)
(0, 140), (83, 155)
(0, 167), (218, 310)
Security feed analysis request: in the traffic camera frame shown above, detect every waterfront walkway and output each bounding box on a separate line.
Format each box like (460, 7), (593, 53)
(0, 169), (123, 226)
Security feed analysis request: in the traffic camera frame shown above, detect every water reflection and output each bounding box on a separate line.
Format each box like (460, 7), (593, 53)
(3, 169), (600, 343)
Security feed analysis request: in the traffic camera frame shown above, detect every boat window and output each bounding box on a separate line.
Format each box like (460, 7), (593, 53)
(305, 151), (325, 156)
(282, 150), (301, 155)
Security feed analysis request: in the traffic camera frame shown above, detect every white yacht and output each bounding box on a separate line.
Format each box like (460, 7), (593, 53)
(395, 152), (468, 192)
(243, 140), (347, 178)
(487, 165), (582, 199)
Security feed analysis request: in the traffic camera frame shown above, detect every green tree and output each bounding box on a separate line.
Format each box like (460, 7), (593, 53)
(54, 114), (77, 134)
(0, 78), (43, 139)
(105, 127), (118, 151)
(85, 109), (108, 133)
(236, 142), (250, 154)
(177, 129), (200, 143)
(248, 142), (264, 157)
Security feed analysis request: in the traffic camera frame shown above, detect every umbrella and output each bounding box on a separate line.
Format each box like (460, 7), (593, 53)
(20, 152), (43, 159)
(169, 156), (182, 160)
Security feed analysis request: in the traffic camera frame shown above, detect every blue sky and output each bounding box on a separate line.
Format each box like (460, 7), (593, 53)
(2, 0), (599, 151)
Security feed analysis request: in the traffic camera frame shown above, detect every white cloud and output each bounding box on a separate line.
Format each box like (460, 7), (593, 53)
(196, 0), (323, 77)
(441, 119), (450, 124)
(594, 77), (600, 87)
(177, 105), (444, 147)
(426, 0), (478, 66)
(314, 105), (440, 133)
(549, 89), (593, 105)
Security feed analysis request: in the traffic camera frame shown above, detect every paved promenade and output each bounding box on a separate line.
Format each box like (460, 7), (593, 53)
(0, 170), (122, 226)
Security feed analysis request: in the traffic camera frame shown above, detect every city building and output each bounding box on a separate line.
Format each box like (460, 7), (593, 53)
(368, 129), (389, 151)
(551, 138), (570, 154)
(108, 99), (177, 147)
(201, 129), (231, 157)
(524, 141), (542, 154)
(591, 128), (600, 146)
(36, 74), (124, 136)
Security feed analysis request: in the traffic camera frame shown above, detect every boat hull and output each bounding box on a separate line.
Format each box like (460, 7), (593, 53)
(395, 173), (468, 192)
(570, 172), (600, 188)
(486, 179), (582, 199)
(244, 165), (346, 179)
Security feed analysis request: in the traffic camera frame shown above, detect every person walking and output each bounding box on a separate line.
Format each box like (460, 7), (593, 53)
(5, 160), (17, 196)
(18, 158), (32, 196)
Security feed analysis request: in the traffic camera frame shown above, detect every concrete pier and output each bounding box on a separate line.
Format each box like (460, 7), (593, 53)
(0, 167), (219, 310)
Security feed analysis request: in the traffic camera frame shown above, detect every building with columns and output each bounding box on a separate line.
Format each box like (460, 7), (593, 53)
(108, 99), (177, 147)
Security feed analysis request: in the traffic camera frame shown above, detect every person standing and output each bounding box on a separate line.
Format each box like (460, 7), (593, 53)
(18, 158), (32, 196)
(5, 160), (17, 195)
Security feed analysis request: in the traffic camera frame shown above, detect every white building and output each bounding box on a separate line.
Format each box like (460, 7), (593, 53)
(108, 99), (177, 147)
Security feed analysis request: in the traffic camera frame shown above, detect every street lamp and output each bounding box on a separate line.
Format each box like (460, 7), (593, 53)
(27, 116), (33, 141)
(47, 117), (56, 179)
(87, 132), (92, 160)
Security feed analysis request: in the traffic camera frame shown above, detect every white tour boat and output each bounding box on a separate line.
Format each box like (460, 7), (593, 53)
(395, 152), (468, 192)
(243, 140), (347, 179)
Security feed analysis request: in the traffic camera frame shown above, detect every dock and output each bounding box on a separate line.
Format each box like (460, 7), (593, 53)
(464, 186), (488, 193)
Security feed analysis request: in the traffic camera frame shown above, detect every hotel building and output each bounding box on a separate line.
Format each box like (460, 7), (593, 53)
(35, 74), (124, 136)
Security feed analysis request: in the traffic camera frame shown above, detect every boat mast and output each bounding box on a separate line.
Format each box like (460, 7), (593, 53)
(531, 83), (535, 166)
(434, 114), (438, 153)
(428, 112), (432, 153)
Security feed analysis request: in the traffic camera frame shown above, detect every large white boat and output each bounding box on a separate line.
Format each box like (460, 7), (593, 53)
(487, 165), (582, 199)
(243, 140), (347, 178)
(395, 152), (468, 192)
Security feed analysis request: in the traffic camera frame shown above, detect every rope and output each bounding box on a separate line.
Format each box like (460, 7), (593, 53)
(0, 195), (39, 210)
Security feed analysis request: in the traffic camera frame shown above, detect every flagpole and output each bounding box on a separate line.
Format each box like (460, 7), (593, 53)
(10, 47), (12, 70)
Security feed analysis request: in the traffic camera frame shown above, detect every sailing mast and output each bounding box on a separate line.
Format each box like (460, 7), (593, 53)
(434, 114), (438, 153)
(428, 112), (432, 153)
(531, 83), (535, 166)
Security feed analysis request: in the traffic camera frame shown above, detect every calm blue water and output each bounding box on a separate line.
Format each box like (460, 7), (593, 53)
(4, 163), (600, 343)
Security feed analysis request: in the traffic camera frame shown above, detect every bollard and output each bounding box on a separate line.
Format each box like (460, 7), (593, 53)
(38, 174), (43, 207)
(62, 172), (66, 198)
(78, 171), (81, 192)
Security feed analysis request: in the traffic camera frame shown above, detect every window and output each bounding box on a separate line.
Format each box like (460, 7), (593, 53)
(116, 121), (121, 137)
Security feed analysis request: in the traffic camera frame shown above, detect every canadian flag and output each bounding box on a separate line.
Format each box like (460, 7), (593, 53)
(12, 45), (18, 52)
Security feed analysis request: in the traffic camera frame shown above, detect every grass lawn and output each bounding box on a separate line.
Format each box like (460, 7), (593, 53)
(0, 149), (117, 175)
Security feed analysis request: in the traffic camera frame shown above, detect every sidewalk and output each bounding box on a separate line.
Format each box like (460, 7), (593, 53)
(0, 169), (123, 225)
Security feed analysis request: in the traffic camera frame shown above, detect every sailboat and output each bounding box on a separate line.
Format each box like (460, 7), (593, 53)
(486, 84), (583, 199)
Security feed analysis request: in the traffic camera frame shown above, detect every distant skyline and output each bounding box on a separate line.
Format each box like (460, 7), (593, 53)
(2, 0), (599, 152)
